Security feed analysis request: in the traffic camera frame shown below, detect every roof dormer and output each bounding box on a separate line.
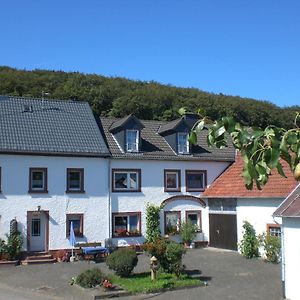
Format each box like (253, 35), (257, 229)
(109, 114), (144, 153)
(158, 113), (199, 155)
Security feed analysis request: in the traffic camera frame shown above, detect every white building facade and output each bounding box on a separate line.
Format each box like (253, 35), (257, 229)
(274, 184), (300, 300)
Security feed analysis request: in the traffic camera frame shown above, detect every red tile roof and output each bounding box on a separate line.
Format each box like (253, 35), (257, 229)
(273, 184), (300, 217)
(202, 153), (298, 198)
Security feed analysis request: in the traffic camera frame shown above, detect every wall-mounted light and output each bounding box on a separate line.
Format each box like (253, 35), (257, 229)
(37, 205), (41, 212)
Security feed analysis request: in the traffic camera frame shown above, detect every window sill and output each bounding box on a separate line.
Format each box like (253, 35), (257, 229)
(112, 234), (141, 238)
(28, 190), (48, 194)
(112, 189), (141, 193)
(186, 188), (205, 192)
(164, 188), (181, 192)
(65, 190), (85, 194)
(67, 234), (83, 238)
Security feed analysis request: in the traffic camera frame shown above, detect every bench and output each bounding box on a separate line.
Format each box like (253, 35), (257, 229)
(75, 242), (108, 262)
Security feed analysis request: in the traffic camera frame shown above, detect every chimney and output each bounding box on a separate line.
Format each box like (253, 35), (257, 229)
(23, 105), (33, 113)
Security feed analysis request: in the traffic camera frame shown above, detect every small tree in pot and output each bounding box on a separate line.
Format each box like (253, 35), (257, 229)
(179, 220), (197, 247)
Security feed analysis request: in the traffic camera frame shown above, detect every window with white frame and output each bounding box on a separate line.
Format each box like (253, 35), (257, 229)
(267, 224), (281, 237)
(112, 213), (141, 237)
(164, 211), (181, 235)
(29, 168), (48, 193)
(112, 169), (141, 192)
(66, 168), (84, 193)
(126, 130), (139, 152)
(186, 170), (207, 192)
(164, 169), (181, 192)
(66, 214), (84, 237)
(177, 132), (189, 154)
(186, 211), (202, 232)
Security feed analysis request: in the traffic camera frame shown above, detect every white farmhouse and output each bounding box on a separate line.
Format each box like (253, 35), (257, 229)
(100, 114), (235, 247)
(0, 96), (110, 253)
(0, 96), (237, 254)
(274, 183), (300, 300)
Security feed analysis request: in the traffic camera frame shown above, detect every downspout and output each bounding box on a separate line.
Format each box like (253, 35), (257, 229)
(273, 215), (285, 299)
(281, 222), (286, 299)
(108, 158), (112, 240)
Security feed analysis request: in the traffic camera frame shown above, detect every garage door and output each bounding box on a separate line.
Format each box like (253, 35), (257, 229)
(209, 213), (237, 250)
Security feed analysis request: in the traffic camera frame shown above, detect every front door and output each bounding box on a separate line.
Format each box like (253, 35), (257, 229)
(209, 213), (237, 250)
(28, 211), (48, 252)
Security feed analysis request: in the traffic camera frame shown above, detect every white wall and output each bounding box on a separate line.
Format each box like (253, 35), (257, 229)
(110, 159), (230, 246)
(236, 198), (283, 243)
(282, 217), (300, 300)
(0, 154), (109, 250)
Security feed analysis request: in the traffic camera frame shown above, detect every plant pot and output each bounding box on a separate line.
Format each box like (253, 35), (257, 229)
(184, 242), (191, 248)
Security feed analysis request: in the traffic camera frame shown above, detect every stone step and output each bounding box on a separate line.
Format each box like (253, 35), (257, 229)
(21, 258), (56, 265)
(26, 254), (53, 260)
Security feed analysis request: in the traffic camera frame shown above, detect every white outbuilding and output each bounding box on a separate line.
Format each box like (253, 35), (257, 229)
(274, 183), (300, 300)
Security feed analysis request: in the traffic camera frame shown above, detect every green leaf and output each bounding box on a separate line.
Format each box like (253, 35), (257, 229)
(178, 107), (187, 116)
(276, 162), (287, 178)
(265, 148), (280, 169)
(242, 168), (252, 186)
(214, 126), (226, 139)
(255, 163), (267, 176)
(188, 131), (197, 145)
(195, 120), (205, 133)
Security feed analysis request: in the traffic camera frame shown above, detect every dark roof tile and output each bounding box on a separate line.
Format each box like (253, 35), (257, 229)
(0, 96), (110, 156)
(100, 116), (235, 161)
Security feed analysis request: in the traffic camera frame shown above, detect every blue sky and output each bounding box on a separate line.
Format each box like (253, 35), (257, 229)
(1, 1), (299, 107)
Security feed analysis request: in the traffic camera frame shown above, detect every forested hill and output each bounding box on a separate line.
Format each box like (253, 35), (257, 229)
(0, 66), (298, 128)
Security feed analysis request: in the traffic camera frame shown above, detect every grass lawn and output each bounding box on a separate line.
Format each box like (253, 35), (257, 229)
(109, 272), (203, 293)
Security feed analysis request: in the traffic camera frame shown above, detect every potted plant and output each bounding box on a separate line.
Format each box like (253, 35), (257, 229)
(179, 220), (197, 247)
(0, 232), (23, 266)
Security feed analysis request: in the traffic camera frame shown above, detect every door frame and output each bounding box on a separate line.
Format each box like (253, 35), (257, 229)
(27, 210), (49, 252)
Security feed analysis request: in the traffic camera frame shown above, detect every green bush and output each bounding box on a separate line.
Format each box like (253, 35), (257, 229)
(146, 204), (161, 243)
(0, 231), (23, 260)
(143, 238), (185, 276)
(239, 221), (259, 259)
(164, 242), (186, 277)
(259, 232), (281, 263)
(75, 268), (103, 288)
(106, 248), (138, 277)
(179, 220), (197, 245)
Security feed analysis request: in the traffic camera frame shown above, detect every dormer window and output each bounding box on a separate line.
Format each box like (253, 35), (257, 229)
(126, 130), (139, 152)
(177, 133), (189, 154)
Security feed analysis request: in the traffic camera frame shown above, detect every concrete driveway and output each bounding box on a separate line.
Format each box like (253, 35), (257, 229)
(0, 248), (281, 300)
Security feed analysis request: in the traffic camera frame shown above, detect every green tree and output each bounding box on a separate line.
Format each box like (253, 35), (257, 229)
(145, 203), (161, 243)
(185, 108), (300, 189)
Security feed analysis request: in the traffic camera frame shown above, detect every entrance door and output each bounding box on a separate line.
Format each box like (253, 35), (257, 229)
(209, 213), (237, 250)
(27, 212), (48, 252)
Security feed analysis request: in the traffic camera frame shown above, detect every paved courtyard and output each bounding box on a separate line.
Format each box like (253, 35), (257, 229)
(0, 248), (282, 300)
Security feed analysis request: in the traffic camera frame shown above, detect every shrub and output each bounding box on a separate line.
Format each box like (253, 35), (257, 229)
(239, 221), (259, 259)
(142, 237), (169, 266)
(75, 268), (103, 288)
(143, 238), (185, 276)
(0, 231), (23, 261)
(146, 204), (161, 243)
(179, 220), (197, 245)
(164, 242), (186, 277)
(0, 238), (6, 259)
(106, 248), (138, 277)
(259, 232), (281, 263)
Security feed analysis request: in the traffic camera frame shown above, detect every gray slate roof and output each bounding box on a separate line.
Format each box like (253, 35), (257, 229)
(109, 114), (145, 133)
(100, 117), (235, 161)
(273, 184), (300, 217)
(0, 96), (110, 157)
